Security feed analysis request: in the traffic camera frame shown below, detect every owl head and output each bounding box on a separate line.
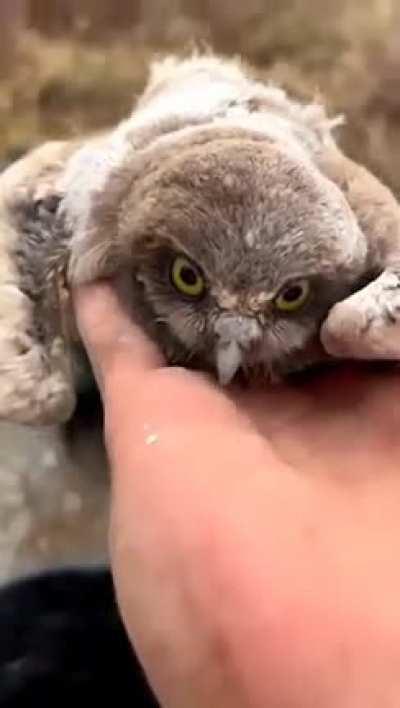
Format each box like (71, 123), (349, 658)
(64, 126), (368, 383)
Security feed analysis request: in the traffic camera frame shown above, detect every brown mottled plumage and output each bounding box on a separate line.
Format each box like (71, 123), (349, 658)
(1, 54), (400, 425)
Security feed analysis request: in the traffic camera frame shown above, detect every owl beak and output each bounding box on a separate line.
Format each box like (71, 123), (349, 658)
(214, 315), (263, 385)
(216, 340), (243, 386)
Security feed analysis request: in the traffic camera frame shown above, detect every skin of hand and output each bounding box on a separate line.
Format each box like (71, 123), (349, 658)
(74, 281), (400, 708)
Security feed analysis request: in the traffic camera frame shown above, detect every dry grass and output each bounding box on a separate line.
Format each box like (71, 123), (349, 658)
(1, 0), (400, 193)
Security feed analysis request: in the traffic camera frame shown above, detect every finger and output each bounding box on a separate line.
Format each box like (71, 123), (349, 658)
(73, 280), (164, 389)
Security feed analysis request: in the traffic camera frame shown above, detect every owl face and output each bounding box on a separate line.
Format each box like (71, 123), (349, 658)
(82, 130), (369, 383)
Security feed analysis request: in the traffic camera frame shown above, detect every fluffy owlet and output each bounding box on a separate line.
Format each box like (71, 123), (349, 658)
(1, 54), (400, 425)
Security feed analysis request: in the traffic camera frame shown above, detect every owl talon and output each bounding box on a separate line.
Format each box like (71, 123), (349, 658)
(0, 287), (76, 425)
(321, 270), (400, 361)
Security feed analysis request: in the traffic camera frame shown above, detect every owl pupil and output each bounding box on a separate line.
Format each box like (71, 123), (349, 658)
(284, 285), (303, 302)
(181, 266), (197, 285)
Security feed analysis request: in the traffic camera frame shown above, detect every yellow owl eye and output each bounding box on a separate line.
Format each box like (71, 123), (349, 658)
(170, 256), (205, 298)
(275, 279), (310, 312)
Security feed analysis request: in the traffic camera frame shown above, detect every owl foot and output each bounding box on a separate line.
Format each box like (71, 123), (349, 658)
(321, 270), (400, 361)
(0, 141), (79, 425)
(0, 284), (76, 426)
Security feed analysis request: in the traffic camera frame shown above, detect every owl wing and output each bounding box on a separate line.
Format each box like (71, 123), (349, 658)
(0, 140), (80, 425)
(318, 144), (400, 268)
(318, 144), (400, 361)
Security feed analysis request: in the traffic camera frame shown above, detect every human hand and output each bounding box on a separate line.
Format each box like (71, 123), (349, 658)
(74, 281), (400, 708)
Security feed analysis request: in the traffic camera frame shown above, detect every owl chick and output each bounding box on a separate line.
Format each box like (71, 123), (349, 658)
(1, 54), (400, 425)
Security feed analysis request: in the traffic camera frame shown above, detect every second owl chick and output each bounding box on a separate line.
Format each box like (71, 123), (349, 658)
(1, 54), (400, 425)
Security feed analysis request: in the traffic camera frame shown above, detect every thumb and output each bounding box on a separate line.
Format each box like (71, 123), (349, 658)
(72, 280), (164, 393)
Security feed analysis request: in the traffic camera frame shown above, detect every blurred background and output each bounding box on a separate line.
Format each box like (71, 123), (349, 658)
(1, 0), (400, 191)
(1, 0), (400, 582)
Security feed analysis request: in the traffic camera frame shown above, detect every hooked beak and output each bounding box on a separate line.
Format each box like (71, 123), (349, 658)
(214, 315), (263, 385)
(216, 340), (243, 386)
